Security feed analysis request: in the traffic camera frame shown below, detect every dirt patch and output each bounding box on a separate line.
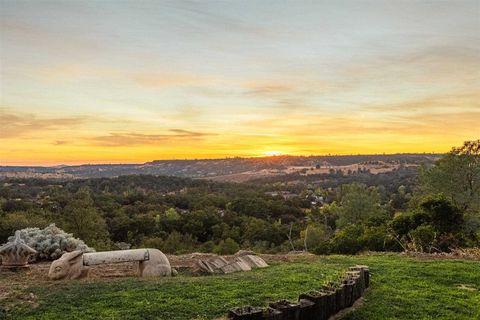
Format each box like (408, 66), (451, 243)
(0, 253), (259, 289)
(0, 253), (224, 287)
(1, 264), (51, 287)
(402, 248), (480, 261)
(260, 252), (317, 264)
(0, 261), (140, 310)
(168, 252), (219, 270)
(0, 286), (9, 299)
(204, 163), (414, 183)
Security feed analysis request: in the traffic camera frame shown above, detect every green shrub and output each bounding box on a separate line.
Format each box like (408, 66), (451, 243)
(330, 224), (365, 254)
(142, 237), (164, 249)
(312, 241), (332, 255)
(411, 210), (431, 228)
(420, 196), (464, 234)
(409, 225), (436, 253)
(200, 240), (215, 253)
(389, 213), (413, 237)
(435, 233), (464, 252)
(0, 212), (48, 243)
(162, 231), (198, 254)
(214, 238), (239, 255)
(361, 225), (387, 251)
(301, 224), (331, 252)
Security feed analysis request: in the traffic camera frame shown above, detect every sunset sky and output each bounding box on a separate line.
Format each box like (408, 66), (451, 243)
(1, 0), (479, 165)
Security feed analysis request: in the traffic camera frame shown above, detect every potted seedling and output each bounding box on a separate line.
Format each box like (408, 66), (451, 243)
(299, 290), (328, 320)
(269, 300), (300, 320)
(298, 298), (316, 320)
(261, 307), (282, 320)
(320, 286), (337, 318)
(228, 306), (263, 320)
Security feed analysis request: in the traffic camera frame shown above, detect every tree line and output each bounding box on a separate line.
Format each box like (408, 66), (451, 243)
(0, 141), (478, 255)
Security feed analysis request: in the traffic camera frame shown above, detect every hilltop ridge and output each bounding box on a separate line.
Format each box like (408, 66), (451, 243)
(0, 154), (439, 181)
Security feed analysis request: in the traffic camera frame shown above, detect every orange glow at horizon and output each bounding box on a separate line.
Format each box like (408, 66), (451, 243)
(1, 121), (477, 166)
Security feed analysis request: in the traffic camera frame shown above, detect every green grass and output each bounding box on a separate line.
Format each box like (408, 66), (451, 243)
(3, 254), (479, 320)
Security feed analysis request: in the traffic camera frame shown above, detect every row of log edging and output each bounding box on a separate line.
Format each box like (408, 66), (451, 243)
(227, 265), (370, 320)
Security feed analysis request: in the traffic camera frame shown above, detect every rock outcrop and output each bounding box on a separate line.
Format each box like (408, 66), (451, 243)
(195, 254), (268, 274)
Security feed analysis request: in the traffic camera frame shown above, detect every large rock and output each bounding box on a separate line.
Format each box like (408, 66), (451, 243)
(211, 257), (229, 269)
(196, 254), (268, 274)
(197, 259), (218, 274)
(232, 257), (252, 271)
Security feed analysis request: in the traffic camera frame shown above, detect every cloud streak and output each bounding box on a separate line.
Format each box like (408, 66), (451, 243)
(88, 129), (215, 147)
(0, 109), (88, 139)
(366, 91), (480, 113)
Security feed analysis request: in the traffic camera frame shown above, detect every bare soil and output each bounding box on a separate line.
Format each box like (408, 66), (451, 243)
(401, 248), (480, 261)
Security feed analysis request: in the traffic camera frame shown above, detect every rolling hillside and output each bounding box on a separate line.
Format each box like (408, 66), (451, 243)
(0, 154), (438, 181)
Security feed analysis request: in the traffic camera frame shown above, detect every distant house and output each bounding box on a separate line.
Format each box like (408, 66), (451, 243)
(265, 191), (279, 197)
(308, 194), (324, 207)
(265, 191), (298, 200)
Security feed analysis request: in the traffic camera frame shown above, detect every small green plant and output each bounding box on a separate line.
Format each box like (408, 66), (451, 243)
(214, 238), (240, 255)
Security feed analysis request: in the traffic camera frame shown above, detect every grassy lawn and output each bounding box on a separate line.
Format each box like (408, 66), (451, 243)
(2, 254), (479, 320)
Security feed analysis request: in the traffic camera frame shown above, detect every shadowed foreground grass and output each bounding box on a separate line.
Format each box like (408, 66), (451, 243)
(3, 254), (479, 320)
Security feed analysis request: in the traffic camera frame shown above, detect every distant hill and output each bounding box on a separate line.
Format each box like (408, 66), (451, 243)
(0, 154), (440, 181)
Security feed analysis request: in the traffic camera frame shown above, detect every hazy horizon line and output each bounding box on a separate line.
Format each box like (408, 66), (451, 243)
(1, 152), (443, 168)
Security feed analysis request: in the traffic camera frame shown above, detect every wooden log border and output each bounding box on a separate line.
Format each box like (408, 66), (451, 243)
(227, 265), (370, 320)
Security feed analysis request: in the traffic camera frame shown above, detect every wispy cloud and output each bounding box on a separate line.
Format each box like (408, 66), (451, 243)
(89, 129), (215, 147)
(52, 140), (69, 146)
(366, 91), (480, 113)
(131, 72), (213, 88)
(243, 84), (292, 96)
(341, 45), (480, 87)
(0, 108), (88, 139)
(165, 2), (279, 39)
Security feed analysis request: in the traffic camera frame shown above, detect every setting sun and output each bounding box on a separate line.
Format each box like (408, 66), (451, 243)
(263, 151), (284, 157)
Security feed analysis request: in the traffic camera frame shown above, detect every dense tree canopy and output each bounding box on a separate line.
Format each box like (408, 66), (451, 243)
(0, 142), (478, 255)
(418, 140), (480, 212)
